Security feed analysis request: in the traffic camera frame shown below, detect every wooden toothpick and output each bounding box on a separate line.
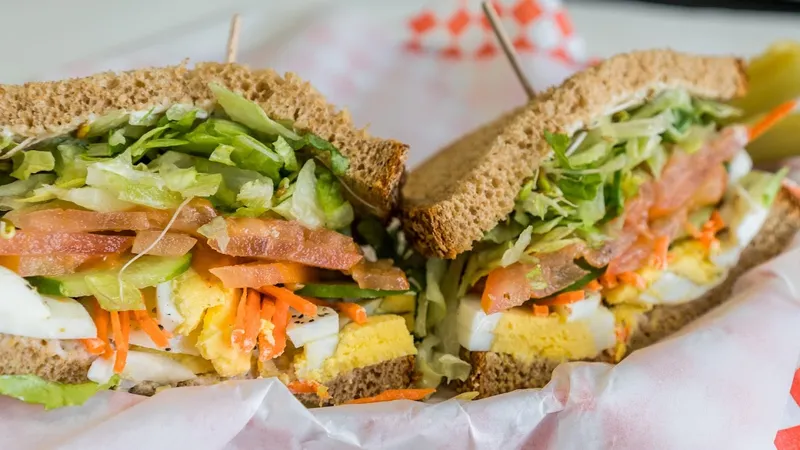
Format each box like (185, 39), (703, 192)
(481, 1), (535, 100)
(226, 14), (241, 64)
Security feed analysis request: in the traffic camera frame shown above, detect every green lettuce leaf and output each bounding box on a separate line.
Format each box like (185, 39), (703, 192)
(0, 173), (56, 197)
(86, 111), (129, 138)
(0, 374), (119, 410)
(273, 159), (326, 228)
(11, 151), (55, 180)
(739, 168), (788, 207)
(544, 130), (571, 169)
(234, 179), (274, 217)
(315, 167), (354, 230)
(209, 83), (300, 140)
(209, 144), (236, 166)
(86, 274), (145, 311)
(500, 225), (533, 267)
(301, 134), (349, 176)
(273, 136), (299, 172)
(230, 135), (282, 181)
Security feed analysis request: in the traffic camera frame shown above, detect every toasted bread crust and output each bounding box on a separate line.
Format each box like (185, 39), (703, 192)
(0, 63), (407, 216)
(457, 188), (799, 398)
(294, 355), (416, 407)
(403, 50), (747, 258)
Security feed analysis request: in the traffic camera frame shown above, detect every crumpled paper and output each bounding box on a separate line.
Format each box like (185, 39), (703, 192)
(19, 1), (800, 448)
(3, 234), (800, 450)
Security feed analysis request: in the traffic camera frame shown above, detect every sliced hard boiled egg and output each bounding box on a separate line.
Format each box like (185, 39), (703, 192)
(553, 291), (602, 322)
(88, 350), (197, 385)
(303, 334), (339, 373)
(286, 306), (338, 348)
(457, 295), (502, 351)
(727, 150), (753, 186)
(156, 281), (184, 333)
(583, 306), (617, 352)
(128, 329), (201, 356)
(641, 272), (717, 305)
(0, 267), (96, 339)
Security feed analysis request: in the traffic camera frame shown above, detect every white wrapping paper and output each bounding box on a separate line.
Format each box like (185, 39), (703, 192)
(18, 1), (800, 448)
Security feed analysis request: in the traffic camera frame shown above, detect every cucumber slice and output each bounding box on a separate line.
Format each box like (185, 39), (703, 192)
(29, 254), (191, 298)
(295, 283), (409, 299)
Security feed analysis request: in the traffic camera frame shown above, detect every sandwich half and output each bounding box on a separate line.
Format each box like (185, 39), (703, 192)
(0, 63), (420, 408)
(402, 50), (800, 398)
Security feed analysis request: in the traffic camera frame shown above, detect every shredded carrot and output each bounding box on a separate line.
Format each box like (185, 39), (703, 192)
(242, 290), (262, 352)
(618, 272), (647, 290)
(532, 304), (549, 317)
(541, 290), (585, 306)
(81, 338), (106, 355)
(132, 310), (172, 348)
(697, 211), (725, 250)
(600, 271), (618, 289)
(260, 297), (289, 361)
(110, 311), (130, 373)
(305, 297), (367, 325)
(684, 220), (702, 239)
(82, 299), (112, 357)
(749, 99), (798, 142)
(344, 388), (436, 405)
(258, 286), (318, 316)
(585, 279), (603, 292)
(651, 236), (669, 270)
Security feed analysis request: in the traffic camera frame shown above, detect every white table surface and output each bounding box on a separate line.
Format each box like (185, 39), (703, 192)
(1, 0), (799, 83)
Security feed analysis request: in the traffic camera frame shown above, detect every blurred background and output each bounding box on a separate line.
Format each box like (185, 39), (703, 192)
(1, 0), (799, 84)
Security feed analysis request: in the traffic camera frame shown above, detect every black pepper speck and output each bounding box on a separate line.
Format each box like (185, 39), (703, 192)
(165, 348), (172, 352)
(309, 319), (315, 323)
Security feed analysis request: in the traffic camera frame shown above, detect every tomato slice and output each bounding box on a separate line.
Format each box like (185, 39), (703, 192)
(209, 262), (317, 289)
(351, 259), (410, 291)
(132, 231), (197, 256)
(6, 209), (149, 233)
(481, 263), (532, 314)
(0, 232), (134, 255)
(143, 198), (218, 235)
(207, 218), (363, 271)
(17, 254), (98, 277)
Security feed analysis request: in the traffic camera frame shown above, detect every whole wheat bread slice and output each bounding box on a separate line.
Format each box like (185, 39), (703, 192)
(0, 63), (408, 217)
(0, 333), (415, 405)
(456, 187), (800, 398)
(402, 50), (747, 258)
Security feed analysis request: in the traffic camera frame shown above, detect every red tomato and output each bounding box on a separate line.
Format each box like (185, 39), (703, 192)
(206, 218), (363, 271)
(0, 232), (133, 255)
(6, 209), (150, 233)
(351, 259), (410, 291)
(132, 231), (197, 256)
(209, 262), (317, 289)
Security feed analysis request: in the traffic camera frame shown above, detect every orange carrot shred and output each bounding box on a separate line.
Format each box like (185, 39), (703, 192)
(111, 311), (130, 373)
(344, 388), (436, 405)
(618, 272), (647, 290)
(749, 99), (798, 142)
(132, 310), (172, 348)
(652, 236), (669, 270)
(286, 380), (329, 399)
(600, 271), (618, 289)
(260, 297), (289, 361)
(336, 302), (368, 325)
(532, 304), (549, 317)
(258, 286), (318, 316)
(81, 338), (106, 355)
(585, 279), (603, 292)
(241, 289), (262, 352)
(540, 290), (585, 306)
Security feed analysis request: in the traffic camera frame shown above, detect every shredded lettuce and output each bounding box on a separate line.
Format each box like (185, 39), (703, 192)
(315, 167), (354, 230)
(11, 150), (55, 180)
(0, 374), (119, 410)
(234, 179), (274, 217)
(274, 136), (299, 172)
(501, 225), (533, 267)
(209, 83), (300, 140)
(544, 130), (571, 169)
(209, 144), (236, 166)
(86, 274), (146, 311)
(86, 111), (129, 138)
(273, 160), (326, 228)
(415, 335), (471, 389)
(739, 168), (788, 207)
(198, 216), (230, 252)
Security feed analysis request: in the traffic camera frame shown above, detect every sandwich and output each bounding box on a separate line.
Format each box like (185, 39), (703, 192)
(0, 62), (421, 408)
(402, 50), (800, 398)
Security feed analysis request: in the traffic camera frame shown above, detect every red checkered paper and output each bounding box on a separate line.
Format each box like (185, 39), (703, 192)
(17, 2), (800, 449)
